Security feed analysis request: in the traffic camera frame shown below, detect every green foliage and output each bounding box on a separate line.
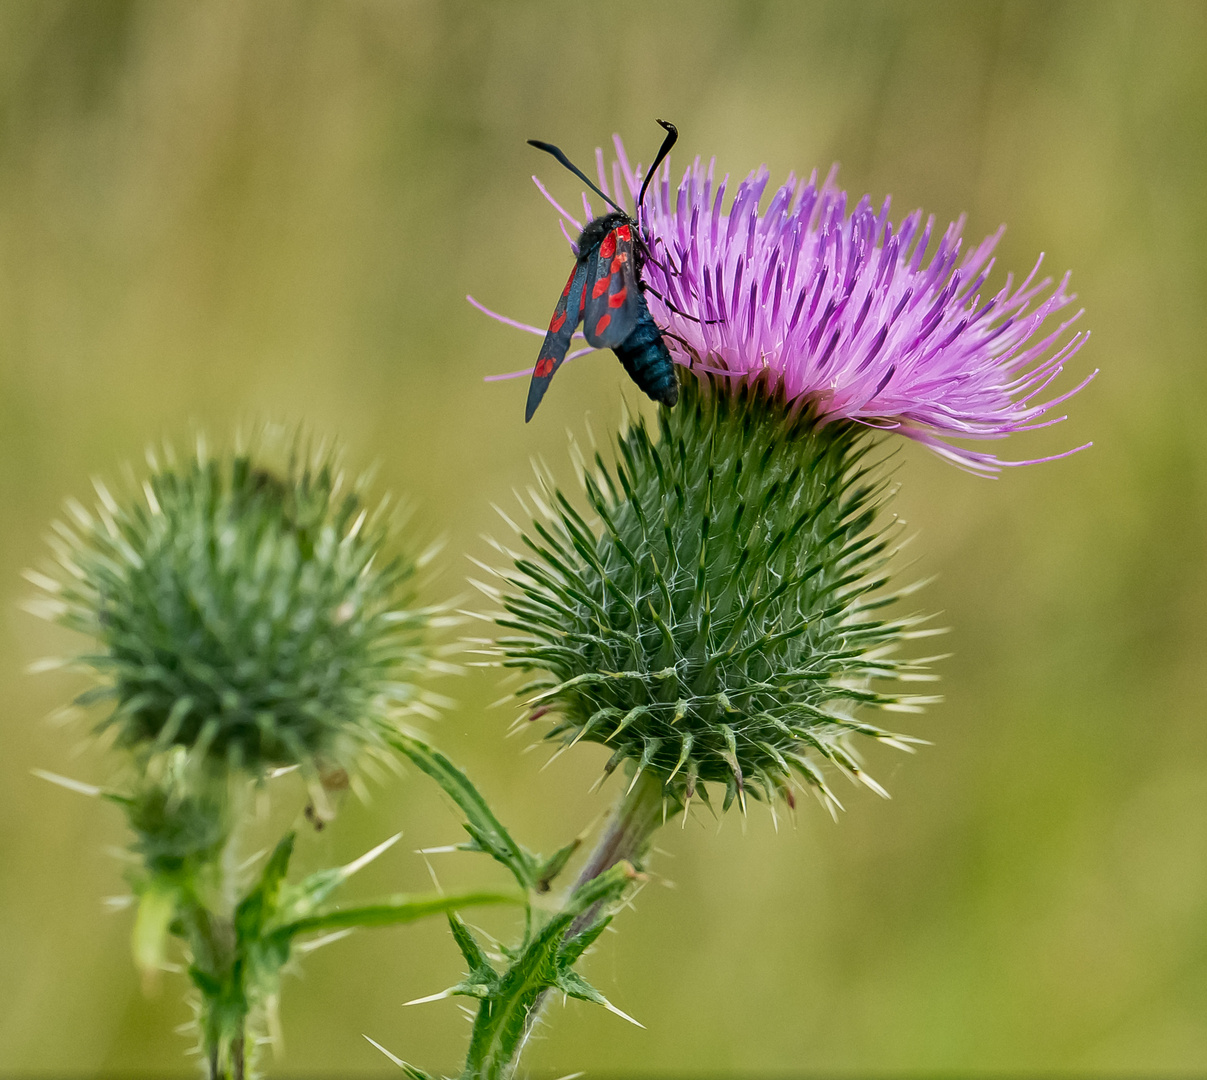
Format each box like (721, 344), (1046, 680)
(390, 733), (580, 895)
(163, 824), (517, 1079)
(31, 432), (433, 777)
(387, 734), (649, 1080)
(491, 376), (937, 810)
(453, 864), (638, 1080)
(27, 431), (481, 1078)
(391, 733), (542, 891)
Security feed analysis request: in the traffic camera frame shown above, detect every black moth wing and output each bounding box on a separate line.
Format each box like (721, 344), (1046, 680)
(582, 223), (644, 351)
(525, 258), (591, 423)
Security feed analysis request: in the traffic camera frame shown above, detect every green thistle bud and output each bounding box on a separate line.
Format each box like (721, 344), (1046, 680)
(123, 765), (231, 880)
(29, 432), (434, 781)
(491, 377), (936, 812)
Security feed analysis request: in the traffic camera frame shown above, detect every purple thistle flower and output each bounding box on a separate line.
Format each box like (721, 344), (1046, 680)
(478, 137), (1094, 474)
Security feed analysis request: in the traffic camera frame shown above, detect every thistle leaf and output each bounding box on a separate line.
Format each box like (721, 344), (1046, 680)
(461, 863), (637, 1078)
(275, 889), (520, 938)
(235, 833), (295, 943)
(389, 733), (540, 891)
(131, 881), (179, 975)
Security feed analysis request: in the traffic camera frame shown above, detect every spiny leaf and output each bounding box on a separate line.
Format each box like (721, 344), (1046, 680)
(235, 833), (295, 943)
(389, 733), (539, 891)
(447, 912), (490, 973)
(534, 836), (582, 893)
(280, 832), (402, 924)
(460, 863), (637, 1078)
(363, 1035), (435, 1080)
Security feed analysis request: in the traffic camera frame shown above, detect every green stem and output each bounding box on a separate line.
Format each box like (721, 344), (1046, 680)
(461, 769), (676, 1080)
(232, 1034), (245, 1080)
(182, 898), (248, 1080)
(566, 768), (669, 934)
(160, 788), (249, 1080)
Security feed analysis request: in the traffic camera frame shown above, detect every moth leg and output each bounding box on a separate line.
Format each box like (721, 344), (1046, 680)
(643, 283), (723, 326)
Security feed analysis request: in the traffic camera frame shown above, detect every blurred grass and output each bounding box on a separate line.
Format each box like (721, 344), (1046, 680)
(0, 0), (1203, 1075)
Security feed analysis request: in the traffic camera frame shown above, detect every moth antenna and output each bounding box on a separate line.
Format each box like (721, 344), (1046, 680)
(637, 119), (678, 223)
(528, 139), (624, 215)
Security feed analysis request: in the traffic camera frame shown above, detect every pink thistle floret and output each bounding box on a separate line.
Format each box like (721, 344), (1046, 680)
(513, 137), (1095, 475)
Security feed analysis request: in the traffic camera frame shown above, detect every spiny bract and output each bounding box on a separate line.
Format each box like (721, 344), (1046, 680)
(29, 434), (433, 778)
(491, 376), (938, 812)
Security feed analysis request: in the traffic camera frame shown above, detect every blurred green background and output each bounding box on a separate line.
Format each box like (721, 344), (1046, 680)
(0, 0), (1201, 1075)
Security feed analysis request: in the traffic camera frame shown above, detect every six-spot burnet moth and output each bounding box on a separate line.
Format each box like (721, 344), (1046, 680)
(524, 120), (682, 422)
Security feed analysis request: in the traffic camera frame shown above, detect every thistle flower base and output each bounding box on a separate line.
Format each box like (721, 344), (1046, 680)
(497, 375), (933, 812)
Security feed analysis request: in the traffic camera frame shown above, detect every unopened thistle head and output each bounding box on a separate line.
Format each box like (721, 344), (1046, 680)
(489, 377), (936, 813)
(28, 432), (435, 781)
(480, 134), (1092, 811)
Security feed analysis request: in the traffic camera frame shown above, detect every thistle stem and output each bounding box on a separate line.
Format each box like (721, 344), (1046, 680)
(172, 797), (251, 1080)
(464, 768), (676, 1080)
(184, 899), (248, 1080)
(232, 1034), (245, 1080)
(567, 767), (671, 935)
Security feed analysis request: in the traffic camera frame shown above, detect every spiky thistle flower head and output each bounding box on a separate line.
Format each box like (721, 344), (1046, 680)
(487, 377), (936, 814)
(28, 431), (436, 783)
(496, 135), (1093, 474)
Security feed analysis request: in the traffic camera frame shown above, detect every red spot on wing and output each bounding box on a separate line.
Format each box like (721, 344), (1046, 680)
(617, 224), (632, 242)
(535, 357), (554, 377)
(550, 310), (567, 333)
(592, 276), (611, 299)
(595, 313), (611, 335)
(599, 231), (617, 259)
(608, 288), (627, 308)
(611, 255), (625, 272)
(562, 271), (574, 297)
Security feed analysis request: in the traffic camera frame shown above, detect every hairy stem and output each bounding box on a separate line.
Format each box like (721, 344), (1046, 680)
(184, 898), (247, 1080)
(171, 800), (251, 1080)
(567, 768), (671, 934)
